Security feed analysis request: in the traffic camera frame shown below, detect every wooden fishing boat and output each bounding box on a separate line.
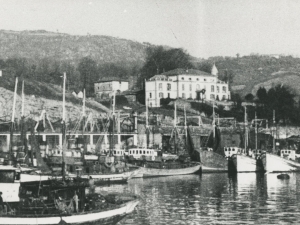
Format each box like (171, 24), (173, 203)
(225, 108), (264, 173)
(126, 103), (201, 177)
(200, 150), (228, 173)
(138, 161), (201, 177)
(73, 168), (142, 184)
(0, 172), (139, 225)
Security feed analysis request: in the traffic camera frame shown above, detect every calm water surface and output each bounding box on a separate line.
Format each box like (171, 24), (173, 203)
(95, 173), (300, 225)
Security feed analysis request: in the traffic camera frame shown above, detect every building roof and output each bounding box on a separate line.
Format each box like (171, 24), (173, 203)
(148, 74), (169, 81)
(94, 79), (128, 83)
(161, 68), (215, 77)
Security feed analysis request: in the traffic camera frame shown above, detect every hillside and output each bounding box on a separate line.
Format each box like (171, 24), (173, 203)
(0, 30), (150, 65)
(0, 76), (110, 126)
(205, 55), (300, 98)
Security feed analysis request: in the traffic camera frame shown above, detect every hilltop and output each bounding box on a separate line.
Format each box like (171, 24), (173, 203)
(0, 29), (150, 65)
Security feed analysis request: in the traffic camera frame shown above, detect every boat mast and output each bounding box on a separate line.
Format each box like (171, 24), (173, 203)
(174, 102), (177, 154)
(110, 91), (116, 156)
(10, 77), (18, 157)
(82, 89), (86, 155)
(212, 101), (215, 139)
(244, 106), (248, 153)
(255, 111), (258, 150)
(184, 105), (187, 147)
(20, 80), (28, 156)
(62, 72), (67, 180)
(273, 110), (276, 153)
(145, 96), (149, 148)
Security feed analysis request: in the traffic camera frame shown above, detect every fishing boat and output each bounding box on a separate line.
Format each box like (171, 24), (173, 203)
(0, 162), (139, 225)
(261, 150), (300, 172)
(226, 108), (263, 173)
(260, 111), (300, 172)
(45, 79), (140, 184)
(126, 102), (201, 177)
(198, 102), (228, 173)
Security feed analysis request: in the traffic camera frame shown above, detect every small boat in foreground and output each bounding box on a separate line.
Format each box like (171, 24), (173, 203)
(0, 158), (139, 225)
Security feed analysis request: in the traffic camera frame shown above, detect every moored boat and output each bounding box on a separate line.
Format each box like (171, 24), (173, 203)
(127, 103), (201, 177)
(200, 150), (228, 173)
(138, 161), (201, 177)
(231, 153), (263, 173)
(261, 150), (300, 172)
(0, 173), (139, 225)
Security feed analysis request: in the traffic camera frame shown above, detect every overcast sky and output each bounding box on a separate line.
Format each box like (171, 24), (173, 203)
(1, 0), (300, 58)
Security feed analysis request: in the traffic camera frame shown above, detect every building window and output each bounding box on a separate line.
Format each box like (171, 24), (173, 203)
(181, 77), (184, 80)
(196, 84), (200, 90)
(149, 93), (152, 98)
(150, 103), (152, 107)
(222, 95), (226, 100)
(223, 86), (226, 93)
(182, 93), (186, 99)
(182, 84), (185, 91)
(159, 92), (164, 98)
(211, 85), (214, 92)
(189, 93), (192, 99)
(189, 84), (192, 91)
(217, 86), (220, 93)
(196, 78), (199, 81)
(159, 83), (162, 90)
(204, 79), (206, 81)
(168, 93), (170, 98)
(210, 94), (215, 100)
(189, 78), (192, 81)
(167, 83), (171, 91)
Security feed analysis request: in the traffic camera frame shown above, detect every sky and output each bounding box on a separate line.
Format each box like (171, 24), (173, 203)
(1, 0), (300, 58)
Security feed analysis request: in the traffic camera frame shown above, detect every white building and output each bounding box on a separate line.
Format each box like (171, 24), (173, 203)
(145, 66), (230, 107)
(94, 79), (128, 99)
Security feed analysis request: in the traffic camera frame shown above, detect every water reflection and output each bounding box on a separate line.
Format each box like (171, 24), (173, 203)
(92, 173), (300, 224)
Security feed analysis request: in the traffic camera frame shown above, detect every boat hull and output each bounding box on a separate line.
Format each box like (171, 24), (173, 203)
(200, 151), (228, 173)
(139, 163), (201, 177)
(20, 173), (58, 183)
(76, 169), (142, 184)
(0, 200), (139, 225)
(20, 168), (141, 185)
(261, 152), (300, 172)
(231, 154), (263, 173)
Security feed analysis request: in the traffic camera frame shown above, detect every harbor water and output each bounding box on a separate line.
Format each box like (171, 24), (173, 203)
(95, 172), (300, 225)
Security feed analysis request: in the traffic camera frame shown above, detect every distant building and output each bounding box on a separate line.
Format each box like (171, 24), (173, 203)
(94, 79), (128, 99)
(145, 65), (231, 107)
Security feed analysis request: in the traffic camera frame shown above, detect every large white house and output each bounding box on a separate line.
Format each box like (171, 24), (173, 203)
(145, 65), (230, 107)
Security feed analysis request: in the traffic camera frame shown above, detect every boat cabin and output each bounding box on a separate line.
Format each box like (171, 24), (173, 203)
(224, 147), (245, 158)
(51, 148), (82, 158)
(251, 149), (263, 158)
(128, 148), (158, 158)
(113, 149), (125, 156)
(280, 149), (296, 161)
(0, 166), (21, 203)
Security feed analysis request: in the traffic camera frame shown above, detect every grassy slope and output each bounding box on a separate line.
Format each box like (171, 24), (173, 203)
(206, 55), (300, 97)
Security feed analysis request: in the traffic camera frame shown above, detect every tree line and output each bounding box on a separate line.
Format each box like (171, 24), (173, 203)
(0, 46), (231, 97)
(229, 85), (300, 125)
